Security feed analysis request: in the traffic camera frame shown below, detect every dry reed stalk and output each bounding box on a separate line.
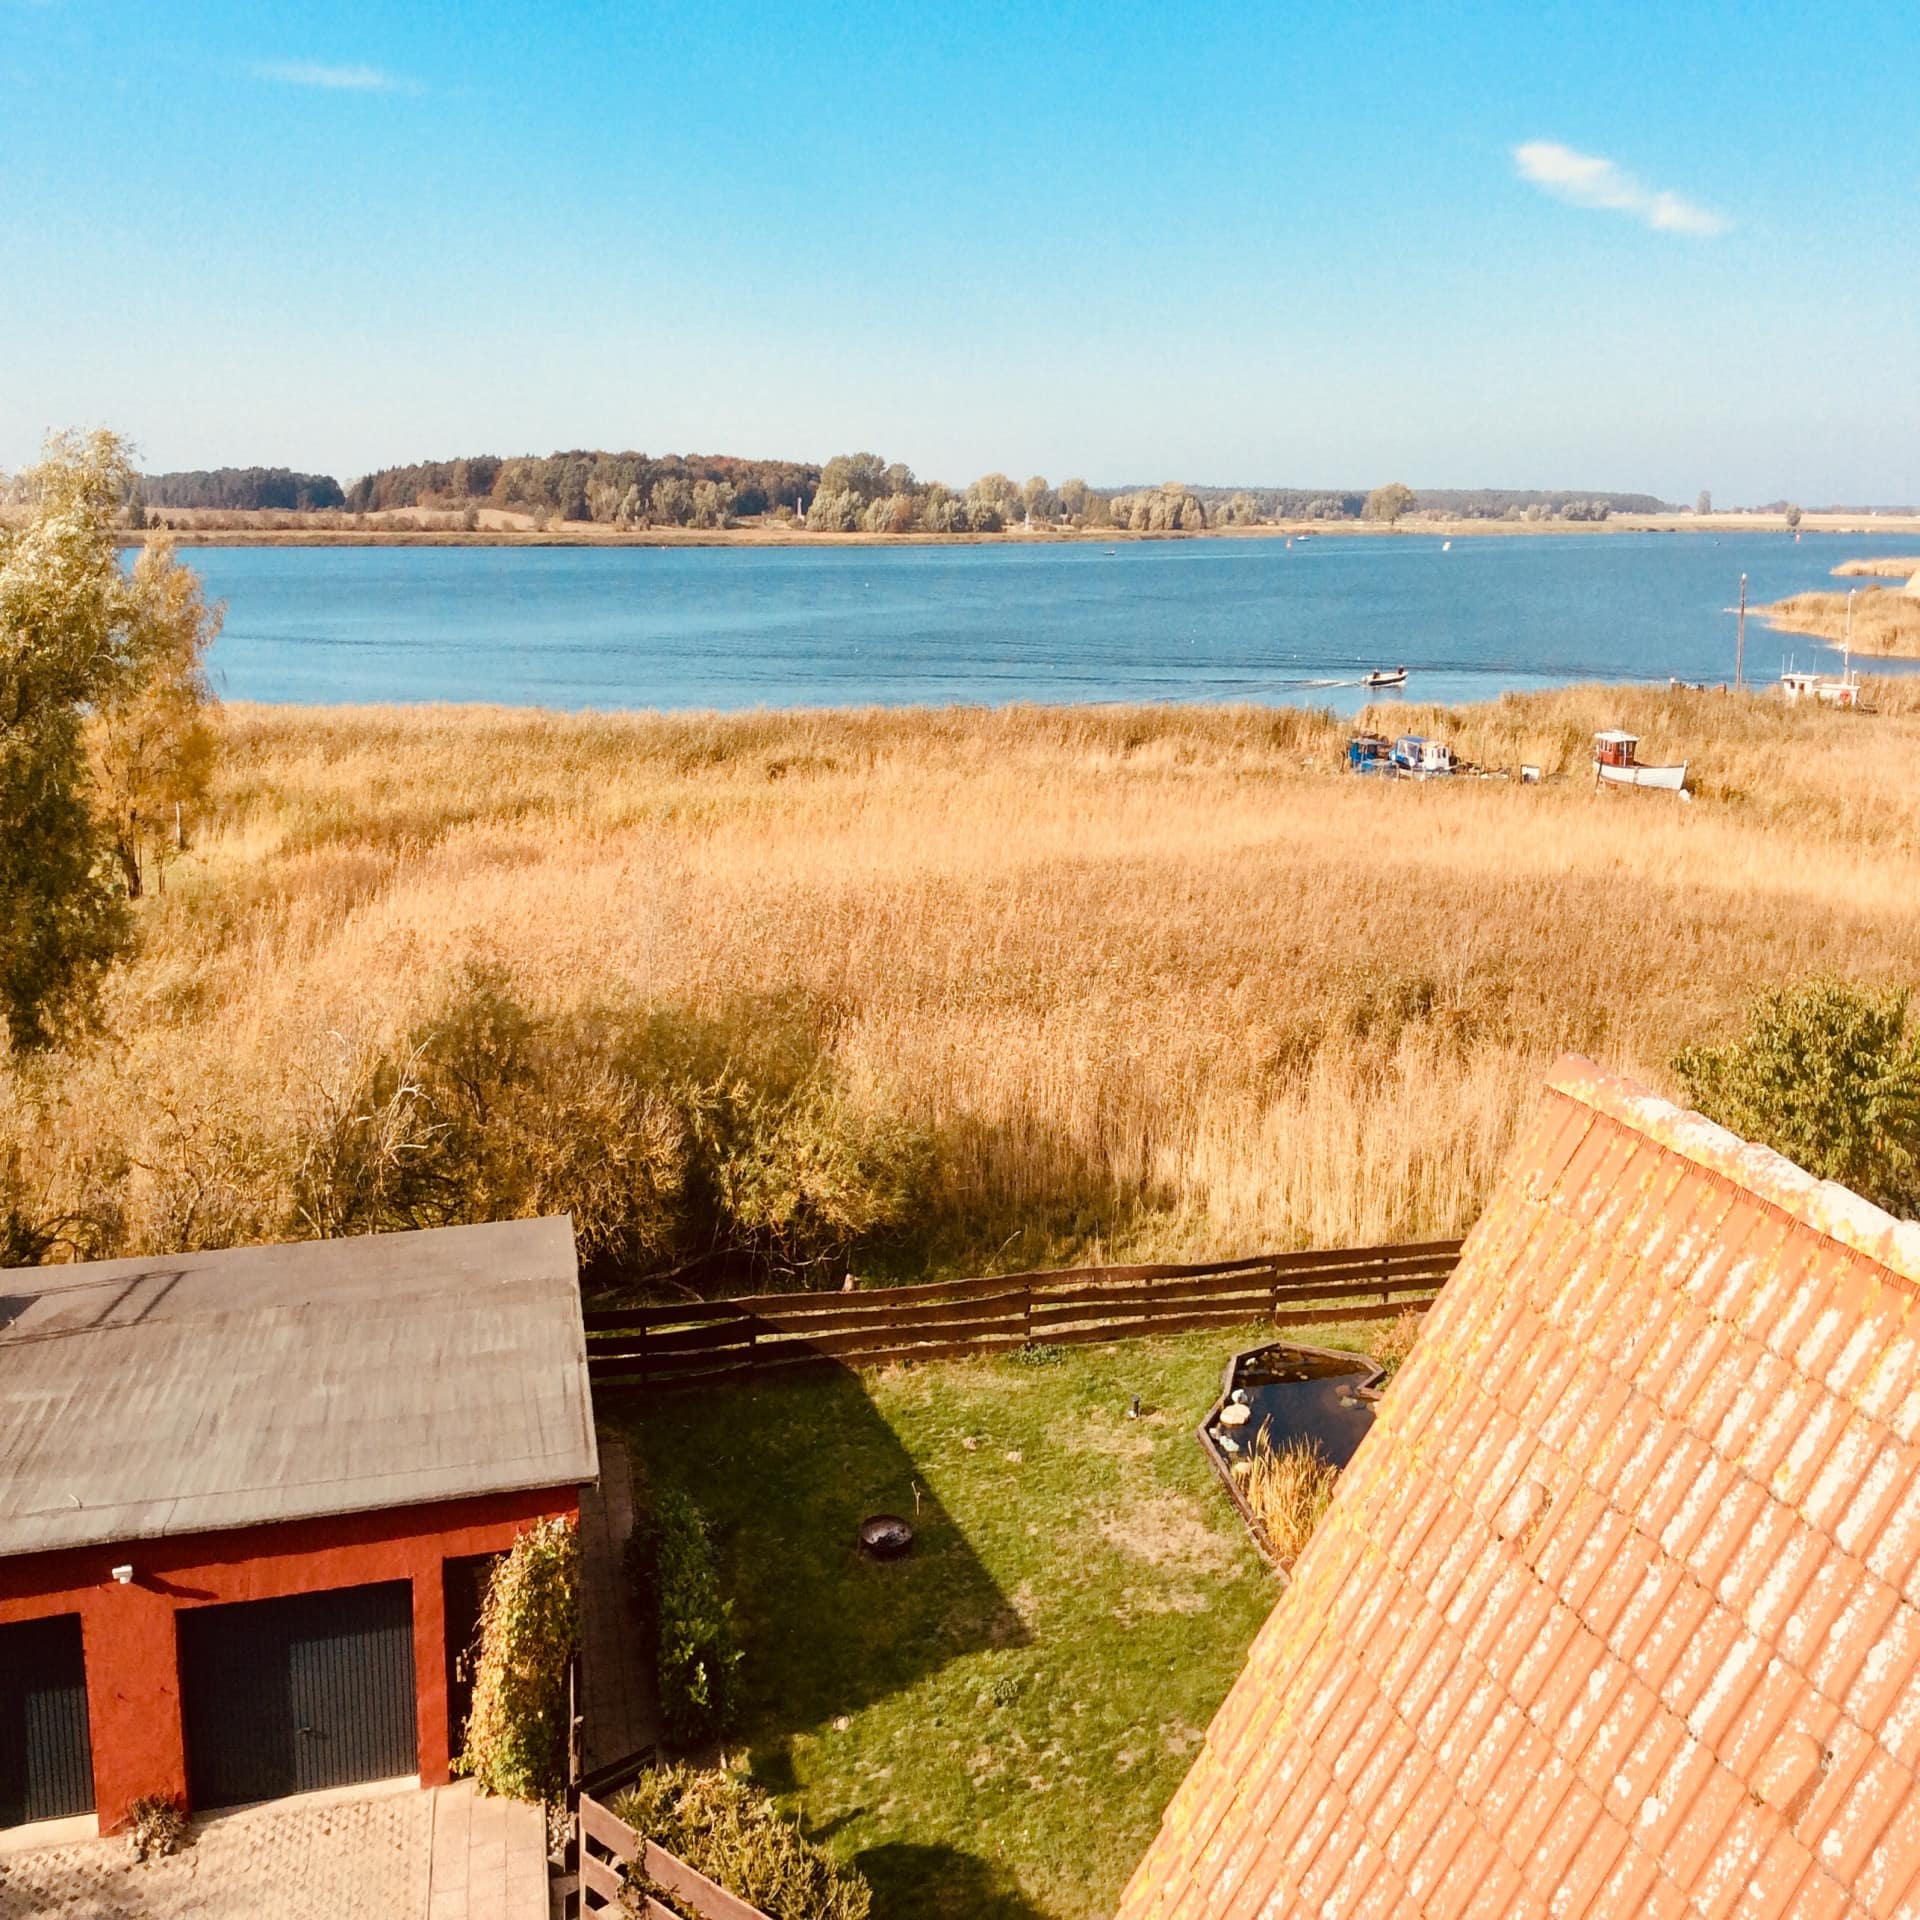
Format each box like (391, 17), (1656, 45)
(1760, 589), (1920, 658)
(8, 687), (1920, 1271)
(1234, 1432), (1339, 1570)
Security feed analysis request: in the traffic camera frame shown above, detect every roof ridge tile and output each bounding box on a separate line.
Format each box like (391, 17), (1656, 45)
(1545, 1054), (1920, 1289)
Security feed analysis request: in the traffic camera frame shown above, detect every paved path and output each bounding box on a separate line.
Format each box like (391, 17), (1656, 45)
(0, 1782), (546, 1920)
(578, 1426), (660, 1777)
(426, 1782), (546, 1920)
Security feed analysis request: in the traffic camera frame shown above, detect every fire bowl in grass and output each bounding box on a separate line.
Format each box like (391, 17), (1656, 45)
(859, 1514), (915, 1560)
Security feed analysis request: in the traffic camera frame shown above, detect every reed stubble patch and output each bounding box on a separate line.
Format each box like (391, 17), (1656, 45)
(5, 685), (1920, 1277)
(1762, 588), (1920, 659)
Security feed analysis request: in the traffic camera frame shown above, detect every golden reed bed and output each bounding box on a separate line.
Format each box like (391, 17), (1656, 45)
(7, 681), (1920, 1277)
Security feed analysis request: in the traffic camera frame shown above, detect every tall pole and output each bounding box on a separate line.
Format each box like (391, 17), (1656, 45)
(1735, 573), (1747, 689)
(1846, 588), (1855, 682)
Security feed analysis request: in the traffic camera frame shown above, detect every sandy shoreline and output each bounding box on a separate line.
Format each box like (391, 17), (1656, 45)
(112, 511), (1920, 551)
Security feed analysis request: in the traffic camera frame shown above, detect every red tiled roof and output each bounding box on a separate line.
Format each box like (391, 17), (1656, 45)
(1117, 1054), (1920, 1920)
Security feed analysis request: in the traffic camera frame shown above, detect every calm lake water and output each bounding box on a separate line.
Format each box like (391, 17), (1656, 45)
(193, 532), (1920, 714)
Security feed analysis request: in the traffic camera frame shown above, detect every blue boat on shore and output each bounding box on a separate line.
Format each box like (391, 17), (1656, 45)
(1346, 732), (1394, 774)
(1348, 732), (1456, 777)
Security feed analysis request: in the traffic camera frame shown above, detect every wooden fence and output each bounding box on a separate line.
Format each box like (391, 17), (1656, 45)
(578, 1790), (771, 1920)
(586, 1238), (1462, 1390)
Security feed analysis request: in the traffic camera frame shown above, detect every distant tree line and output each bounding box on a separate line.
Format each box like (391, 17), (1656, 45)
(804, 454), (1217, 534)
(1133, 484), (1672, 525)
(1171, 487), (1367, 520)
(140, 467), (346, 511)
(1409, 487), (1667, 518)
(343, 451), (819, 525)
(130, 449), (1679, 536)
(338, 446), (1219, 536)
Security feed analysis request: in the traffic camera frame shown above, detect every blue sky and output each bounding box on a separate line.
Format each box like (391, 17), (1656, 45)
(2, 2), (1915, 501)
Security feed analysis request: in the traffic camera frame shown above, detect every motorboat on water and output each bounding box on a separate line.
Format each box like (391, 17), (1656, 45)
(1362, 666), (1408, 689)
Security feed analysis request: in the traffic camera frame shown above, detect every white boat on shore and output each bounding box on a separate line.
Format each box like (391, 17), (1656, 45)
(1391, 734), (1454, 776)
(1593, 730), (1687, 792)
(1596, 759), (1688, 791)
(1782, 668), (1862, 708)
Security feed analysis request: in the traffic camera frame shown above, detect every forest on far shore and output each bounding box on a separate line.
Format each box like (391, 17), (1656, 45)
(140, 466), (346, 511)
(132, 452), (1672, 534)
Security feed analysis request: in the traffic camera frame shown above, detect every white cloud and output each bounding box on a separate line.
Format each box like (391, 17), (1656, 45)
(254, 60), (420, 94)
(1512, 140), (1728, 237)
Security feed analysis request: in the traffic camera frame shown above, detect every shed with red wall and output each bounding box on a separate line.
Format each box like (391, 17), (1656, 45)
(0, 1217), (597, 1836)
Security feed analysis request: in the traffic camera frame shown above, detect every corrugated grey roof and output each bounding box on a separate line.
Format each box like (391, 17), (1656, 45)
(0, 1216), (599, 1559)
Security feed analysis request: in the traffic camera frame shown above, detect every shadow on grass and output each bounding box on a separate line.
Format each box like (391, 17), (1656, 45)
(625, 1362), (1029, 1737)
(851, 1841), (1048, 1920)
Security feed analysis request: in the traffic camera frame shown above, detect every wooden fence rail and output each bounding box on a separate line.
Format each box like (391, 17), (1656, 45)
(578, 1789), (772, 1920)
(587, 1238), (1462, 1389)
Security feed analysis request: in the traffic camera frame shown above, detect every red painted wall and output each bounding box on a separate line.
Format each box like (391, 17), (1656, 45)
(0, 1485), (580, 1831)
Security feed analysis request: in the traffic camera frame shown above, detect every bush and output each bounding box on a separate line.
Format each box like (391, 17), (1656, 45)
(1369, 1309), (1425, 1380)
(1674, 976), (1920, 1217)
(638, 1487), (741, 1746)
(1011, 1341), (1067, 1367)
(614, 1766), (870, 1920)
(284, 968), (931, 1285)
(125, 1794), (190, 1861)
(455, 1515), (578, 1801)
(686, 1070), (931, 1279)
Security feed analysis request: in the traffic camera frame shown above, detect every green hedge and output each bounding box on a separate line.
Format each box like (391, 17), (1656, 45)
(634, 1486), (741, 1746)
(614, 1765), (870, 1920)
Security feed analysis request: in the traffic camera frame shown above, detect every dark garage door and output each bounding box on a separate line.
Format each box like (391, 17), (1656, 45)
(180, 1582), (416, 1808)
(0, 1615), (95, 1828)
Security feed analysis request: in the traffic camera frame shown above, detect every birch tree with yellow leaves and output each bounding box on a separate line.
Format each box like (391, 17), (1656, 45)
(0, 430), (220, 1047)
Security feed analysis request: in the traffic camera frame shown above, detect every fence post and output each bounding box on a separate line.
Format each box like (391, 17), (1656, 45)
(1022, 1283), (1033, 1345)
(566, 1656), (583, 1917)
(1380, 1250), (1391, 1306)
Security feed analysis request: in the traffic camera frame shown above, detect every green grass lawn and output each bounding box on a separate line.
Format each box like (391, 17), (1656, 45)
(622, 1318), (1397, 1919)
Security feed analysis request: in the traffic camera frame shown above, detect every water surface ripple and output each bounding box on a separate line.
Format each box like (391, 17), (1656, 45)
(193, 533), (1920, 713)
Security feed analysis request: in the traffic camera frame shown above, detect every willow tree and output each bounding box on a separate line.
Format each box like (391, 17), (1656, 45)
(0, 430), (220, 1047)
(1363, 481), (1416, 524)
